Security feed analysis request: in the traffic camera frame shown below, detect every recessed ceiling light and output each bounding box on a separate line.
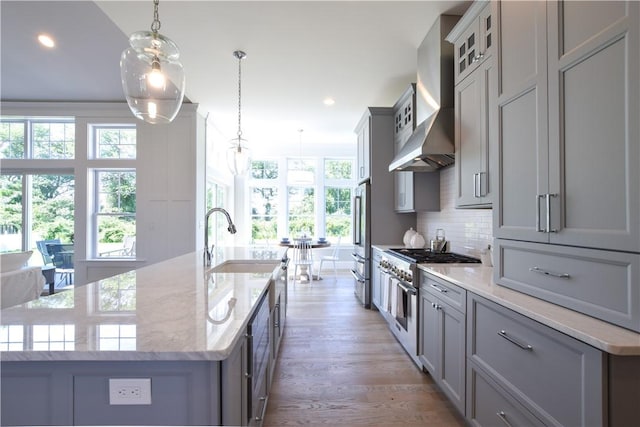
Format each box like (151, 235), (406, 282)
(37, 34), (55, 48)
(323, 97), (335, 106)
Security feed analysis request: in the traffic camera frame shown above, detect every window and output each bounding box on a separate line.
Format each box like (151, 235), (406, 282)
(250, 161), (279, 244)
(248, 157), (354, 242)
(0, 325), (24, 351)
(1, 117), (77, 257)
(324, 159), (353, 238)
(98, 324), (136, 351)
(287, 186), (315, 236)
(0, 173), (75, 254)
(92, 124), (137, 258)
(95, 171), (136, 258)
(0, 118), (75, 159)
(94, 125), (136, 159)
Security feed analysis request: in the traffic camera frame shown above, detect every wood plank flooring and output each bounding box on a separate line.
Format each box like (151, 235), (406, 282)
(263, 272), (466, 426)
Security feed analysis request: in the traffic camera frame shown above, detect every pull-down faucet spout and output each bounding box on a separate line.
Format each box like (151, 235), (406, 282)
(204, 207), (237, 266)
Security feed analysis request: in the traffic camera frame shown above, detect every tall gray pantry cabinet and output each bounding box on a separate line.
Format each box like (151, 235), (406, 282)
(492, 1), (640, 332)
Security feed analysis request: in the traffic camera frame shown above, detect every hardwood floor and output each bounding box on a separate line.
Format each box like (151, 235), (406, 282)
(263, 272), (466, 426)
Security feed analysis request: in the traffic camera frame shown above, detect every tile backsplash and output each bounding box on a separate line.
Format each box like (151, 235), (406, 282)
(417, 167), (493, 258)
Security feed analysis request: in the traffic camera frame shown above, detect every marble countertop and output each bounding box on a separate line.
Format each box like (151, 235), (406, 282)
(419, 264), (640, 356)
(0, 248), (285, 362)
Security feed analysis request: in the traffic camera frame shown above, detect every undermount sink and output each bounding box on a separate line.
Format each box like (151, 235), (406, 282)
(210, 260), (279, 274)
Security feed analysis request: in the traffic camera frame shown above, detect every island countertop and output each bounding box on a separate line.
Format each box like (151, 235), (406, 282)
(0, 248), (284, 362)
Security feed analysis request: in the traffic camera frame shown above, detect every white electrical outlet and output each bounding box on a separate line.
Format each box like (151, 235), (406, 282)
(109, 378), (152, 405)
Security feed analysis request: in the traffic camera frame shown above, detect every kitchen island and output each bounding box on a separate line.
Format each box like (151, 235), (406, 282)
(0, 248), (287, 426)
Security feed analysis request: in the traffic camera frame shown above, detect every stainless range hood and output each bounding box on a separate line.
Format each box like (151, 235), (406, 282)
(389, 15), (459, 172)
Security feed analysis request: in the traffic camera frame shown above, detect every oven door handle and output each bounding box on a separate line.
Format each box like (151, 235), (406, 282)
(350, 269), (366, 283)
(351, 252), (366, 263)
(396, 280), (417, 295)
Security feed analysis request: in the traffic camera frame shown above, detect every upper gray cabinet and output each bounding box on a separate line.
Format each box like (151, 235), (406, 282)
(493, 0), (639, 253)
(451, 1), (494, 85)
(448, 1), (495, 208)
(392, 84), (440, 213)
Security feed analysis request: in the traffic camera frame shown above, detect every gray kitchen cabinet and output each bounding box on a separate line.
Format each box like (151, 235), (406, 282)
(451, 1), (493, 85)
(467, 362), (545, 427)
(493, 0), (639, 252)
(355, 107), (394, 184)
(418, 272), (466, 415)
(467, 293), (605, 426)
(0, 360), (221, 426)
(492, 0), (640, 332)
(392, 84), (441, 213)
(448, 1), (495, 208)
(221, 334), (248, 426)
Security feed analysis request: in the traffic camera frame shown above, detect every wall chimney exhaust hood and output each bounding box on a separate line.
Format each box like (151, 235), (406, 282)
(389, 15), (459, 172)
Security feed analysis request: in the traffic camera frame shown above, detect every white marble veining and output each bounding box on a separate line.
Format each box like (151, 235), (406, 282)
(419, 264), (640, 355)
(0, 248), (284, 362)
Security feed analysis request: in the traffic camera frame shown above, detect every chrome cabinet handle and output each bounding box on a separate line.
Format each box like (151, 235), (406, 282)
(498, 330), (533, 351)
(431, 302), (442, 310)
(430, 283), (448, 293)
(473, 173), (479, 198)
(478, 171), (486, 197)
(536, 194), (545, 232)
(530, 266), (570, 279)
(496, 411), (514, 427)
(546, 193), (558, 233)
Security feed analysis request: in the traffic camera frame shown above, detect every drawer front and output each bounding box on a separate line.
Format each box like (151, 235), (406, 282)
(467, 361), (545, 427)
(468, 293), (604, 427)
(495, 239), (640, 332)
(421, 273), (466, 312)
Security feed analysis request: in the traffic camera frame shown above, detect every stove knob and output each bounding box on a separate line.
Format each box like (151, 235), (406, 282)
(406, 274), (412, 283)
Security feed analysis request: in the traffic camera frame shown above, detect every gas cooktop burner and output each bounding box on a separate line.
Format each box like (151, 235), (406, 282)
(387, 248), (481, 264)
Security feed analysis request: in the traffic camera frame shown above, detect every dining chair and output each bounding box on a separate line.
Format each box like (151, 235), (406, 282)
(291, 238), (314, 284)
(36, 239), (61, 265)
(318, 236), (341, 280)
(46, 243), (74, 286)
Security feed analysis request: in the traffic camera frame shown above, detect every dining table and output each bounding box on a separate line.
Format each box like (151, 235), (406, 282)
(279, 238), (331, 281)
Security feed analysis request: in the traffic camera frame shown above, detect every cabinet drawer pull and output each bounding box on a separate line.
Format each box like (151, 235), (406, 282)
(496, 411), (514, 427)
(529, 266), (570, 279)
(498, 330), (533, 351)
(431, 302), (442, 310)
(430, 283), (448, 293)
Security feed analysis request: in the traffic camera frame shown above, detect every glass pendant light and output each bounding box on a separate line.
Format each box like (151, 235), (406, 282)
(288, 129), (314, 185)
(227, 50), (251, 176)
(120, 0), (185, 124)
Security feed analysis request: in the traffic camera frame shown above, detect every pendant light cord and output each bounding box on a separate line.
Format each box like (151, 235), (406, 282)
(237, 53), (243, 139)
(151, 0), (161, 34)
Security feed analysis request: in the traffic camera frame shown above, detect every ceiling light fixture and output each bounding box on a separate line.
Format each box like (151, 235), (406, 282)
(37, 34), (55, 48)
(323, 97), (335, 106)
(120, 0), (185, 124)
(227, 50), (251, 176)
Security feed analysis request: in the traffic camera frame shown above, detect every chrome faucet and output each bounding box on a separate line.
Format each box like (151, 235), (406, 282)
(204, 207), (237, 266)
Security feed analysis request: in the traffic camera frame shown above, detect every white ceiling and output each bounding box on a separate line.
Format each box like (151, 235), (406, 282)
(1, 1), (470, 149)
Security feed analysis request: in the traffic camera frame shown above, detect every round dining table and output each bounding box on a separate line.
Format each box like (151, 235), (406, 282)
(278, 238), (331, 281)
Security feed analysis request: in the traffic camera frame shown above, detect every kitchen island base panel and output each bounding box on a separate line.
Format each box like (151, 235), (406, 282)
(0, 360), (220, 426)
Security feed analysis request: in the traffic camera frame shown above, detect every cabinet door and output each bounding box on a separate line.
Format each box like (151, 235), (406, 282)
(419, 290), (439, 375)
(439, 301), (466, 414)
(454, 18), (480, 83)
(546, 1), (639, 252)
(455, 66), (483, 206)
(493, 0), (549, 242)
(356, 117), (370, 182)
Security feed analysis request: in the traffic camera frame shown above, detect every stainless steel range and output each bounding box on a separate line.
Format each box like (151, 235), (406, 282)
(378, 248), (480, 367)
